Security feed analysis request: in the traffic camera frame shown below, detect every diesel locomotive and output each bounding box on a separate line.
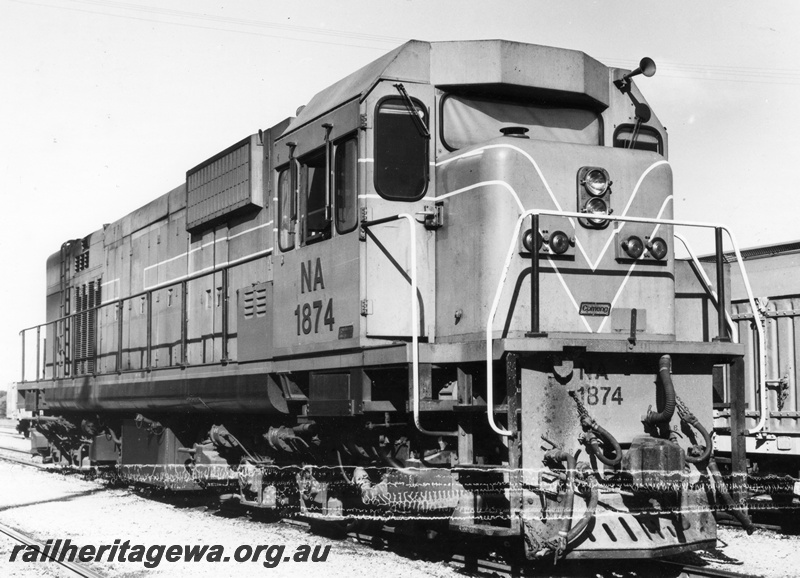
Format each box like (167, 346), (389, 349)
(17, 40), (761, 563)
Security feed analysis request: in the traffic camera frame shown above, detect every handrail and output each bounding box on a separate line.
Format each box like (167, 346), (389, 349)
(19, 248), (271, 382)
(674, 233), (738, 341)
(18, 248), (273, 335)
(485, 208), (767, 437)
(361, 213), (457, 437)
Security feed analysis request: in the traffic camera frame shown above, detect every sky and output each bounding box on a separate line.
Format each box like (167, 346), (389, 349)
(2, 0), (799, 392)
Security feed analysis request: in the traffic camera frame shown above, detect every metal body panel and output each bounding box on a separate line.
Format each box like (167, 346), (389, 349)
(282, 41), (431, 137)
(729, 246), (800, 301)
(431, 41), (609, 109)
(712, 243), (800, 440)
(41, 363), (291, 413)
(238, 281), (273, 362)
(130, 193), (169, 236)
(361, 81), (437, 340)
(274, 100), (360, 163)
(520, 354), (713, 472)
(520, 352), (717, 556)
(284, 40), (622, 139)
(435, 139), (673, 340)
(120, 420), (199, 489)
(272, 235), (361, 356)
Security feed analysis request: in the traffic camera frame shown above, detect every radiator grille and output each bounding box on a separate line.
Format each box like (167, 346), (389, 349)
(73, 280), (100, 375)
(186, 135), (262, 232)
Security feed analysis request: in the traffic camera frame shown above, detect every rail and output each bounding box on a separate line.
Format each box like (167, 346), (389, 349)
(0, 521), (105, 578)
(485, 209), (767, 437)
(361, 213), (457, 437)
(18, 249), (271, 383)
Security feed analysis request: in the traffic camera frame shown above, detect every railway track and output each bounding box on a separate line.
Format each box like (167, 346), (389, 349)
(655, 560), (758, 578)
(0, 449), (767, 578)
(0, 452), (48, 469)
(0, 445), (33, 456)
(0, 441), (49, 470)
(0, 521), (105, 578)
(281, 515), (756, 578)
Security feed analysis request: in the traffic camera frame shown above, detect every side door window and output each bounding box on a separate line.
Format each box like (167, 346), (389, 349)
(335, 136), (358, 233)
(374, 96), (429, 201)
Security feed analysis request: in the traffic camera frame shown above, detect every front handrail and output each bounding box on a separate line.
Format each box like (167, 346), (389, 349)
(674, 233), (739, 341)
(485, 209), (767, 437)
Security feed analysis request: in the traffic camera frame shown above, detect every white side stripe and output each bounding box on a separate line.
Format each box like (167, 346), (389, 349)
(143, 249), (273, 291)
(143, 221), (273, 273)
(436, 181), (524, 212)
(436, 144), (670, 273)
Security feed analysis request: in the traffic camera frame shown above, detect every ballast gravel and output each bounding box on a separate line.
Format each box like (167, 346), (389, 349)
(0, 456), (798, 577)
(0, 460), (461, 578)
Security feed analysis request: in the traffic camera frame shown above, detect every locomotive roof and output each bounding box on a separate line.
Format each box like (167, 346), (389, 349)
(280, 39), (611, 138)
(699, 239), (800, 264)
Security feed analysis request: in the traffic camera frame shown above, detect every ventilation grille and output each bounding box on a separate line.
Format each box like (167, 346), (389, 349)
(243, 285), (268, 319)
(74, 251), (89, 272)
(186, 135), (262, 232)
(73, 280), (101, 375)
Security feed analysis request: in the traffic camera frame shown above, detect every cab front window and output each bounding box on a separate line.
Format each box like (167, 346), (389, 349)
(441, 94), (601, 150)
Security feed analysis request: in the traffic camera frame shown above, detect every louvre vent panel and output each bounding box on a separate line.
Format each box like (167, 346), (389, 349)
(72, 280), (100, 375)
(186, 135), (263, 233)
(242, 285), (268, 319)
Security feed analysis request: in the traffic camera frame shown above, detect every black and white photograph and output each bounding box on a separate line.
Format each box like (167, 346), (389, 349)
(1, 1), (799, 576)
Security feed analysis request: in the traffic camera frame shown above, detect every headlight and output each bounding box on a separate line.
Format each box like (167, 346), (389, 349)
(583, 197), (610, 226)
(621, 235), (644, 259)
(647, 237), (668, 260)
(522, 229), (543, 252)
(549, 231), (571, 255)
(582, 168), (610, 197)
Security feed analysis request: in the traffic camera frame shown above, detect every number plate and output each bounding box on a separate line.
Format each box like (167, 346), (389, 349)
(574, 385), (624, 407)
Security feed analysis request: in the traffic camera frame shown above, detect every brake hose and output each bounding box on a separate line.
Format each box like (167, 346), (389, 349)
(569, 391), (623, 466)
(707, 458), (755, 534)
(566, 478), (599, 544)
(643, 354), (676, 426)
(542, 450), (576, 560)
(675, 395), (713, 464)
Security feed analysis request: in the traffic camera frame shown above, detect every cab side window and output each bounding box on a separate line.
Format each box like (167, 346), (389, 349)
(279, 133), (359, 251)
(300, 149), (330, 245)
(374, 97), (428, 201)
(335, 136), (358, 233)
(278, 165), (295, 252)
